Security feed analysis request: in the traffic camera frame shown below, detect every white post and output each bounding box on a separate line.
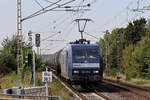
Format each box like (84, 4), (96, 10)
(33, 50), (36, 86)
(45, 67), (49, 100)
(37, 47), (39, 57)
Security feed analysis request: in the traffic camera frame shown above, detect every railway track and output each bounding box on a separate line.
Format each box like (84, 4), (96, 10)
(101, 79), (150, 100)
(94, 90), (112, 100)
(51, 69), (111, 100)
(104, 78), (150, 92)
(81, 92), (106, 100)
(50, 68), (150, 100)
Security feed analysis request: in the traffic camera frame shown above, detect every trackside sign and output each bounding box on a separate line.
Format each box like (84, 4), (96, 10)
(42, 71), (52, 82)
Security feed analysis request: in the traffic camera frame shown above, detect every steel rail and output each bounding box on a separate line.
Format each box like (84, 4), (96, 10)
(94, 90), (112, 100)
(51, 69), (87, 100)
(103, 79), (150, 99)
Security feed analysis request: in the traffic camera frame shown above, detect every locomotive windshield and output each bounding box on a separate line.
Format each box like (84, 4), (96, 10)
(72, 48), (86, 60)
(87, 48), (99, 59)
(72, 47), (99, 60)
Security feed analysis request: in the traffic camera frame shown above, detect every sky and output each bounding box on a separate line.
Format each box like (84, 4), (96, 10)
(0, 0), (150, 54)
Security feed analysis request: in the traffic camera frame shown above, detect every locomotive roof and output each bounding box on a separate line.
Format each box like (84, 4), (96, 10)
(70, 44), (100, 47)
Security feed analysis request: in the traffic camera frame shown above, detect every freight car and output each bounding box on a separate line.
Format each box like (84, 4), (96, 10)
(46, 43), (103, 84)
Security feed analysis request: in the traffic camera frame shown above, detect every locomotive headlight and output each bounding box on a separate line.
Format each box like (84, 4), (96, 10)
(93, 70), (99, 73)
(73, 70), (79, 73)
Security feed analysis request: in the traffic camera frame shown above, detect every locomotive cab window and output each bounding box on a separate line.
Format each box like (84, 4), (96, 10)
(72, 47), (99, 60)
(87, 48), (99, 59)
(72, 48), (86, 60)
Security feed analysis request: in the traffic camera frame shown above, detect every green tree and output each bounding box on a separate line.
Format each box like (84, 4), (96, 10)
(96, 18), (150, 80)
(97, 38), (106, 66)
(0, 36), (17, 75)
(124, 18), (147, 46)
(121, 44), (137, 80)
(132, 37), (150, 79)
(145, 19), (150, 38)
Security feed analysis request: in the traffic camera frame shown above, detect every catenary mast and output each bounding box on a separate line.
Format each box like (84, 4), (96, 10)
(17, 0), (23, 84)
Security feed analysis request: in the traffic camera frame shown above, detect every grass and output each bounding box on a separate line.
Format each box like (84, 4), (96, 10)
(0, 71), (34, 94)
(125, 78), (150, 87)
(104, 72), (150, 87)
(36, 72), (73, 100)
(0, 71), (33, 92)
(50, 78), (73, 100)
(0, 71), (73, 100)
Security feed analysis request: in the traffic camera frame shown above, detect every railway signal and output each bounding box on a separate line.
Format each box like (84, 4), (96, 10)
(35, 34), (40, 47)
(35, 34), (40, 56)
(28, 30), (32, 49)
(28, 54), (32, 66)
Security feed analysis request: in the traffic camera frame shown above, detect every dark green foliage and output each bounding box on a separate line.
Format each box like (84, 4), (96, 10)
(1, 36), (18, 58)
(109, 68), (117, 77)
(132, 37), (150, 79)
(97, 18), (150, 79)
(109, 29), (117, 69)
(0, 36), (17, 75)
(124, 18), (147, 46)
(36, 78), (43, 86)
(97, 38), (106, 67)
(36, 55), (44, 72)
(0, 51), (17, 75)
(122, 37), (150, 79)
(0, 35), (37, 76)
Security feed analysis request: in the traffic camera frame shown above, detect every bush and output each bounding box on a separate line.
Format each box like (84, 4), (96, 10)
(0, 51), (17, 75)
(109, 68), (117, 77)
(36, 56), (44, 72)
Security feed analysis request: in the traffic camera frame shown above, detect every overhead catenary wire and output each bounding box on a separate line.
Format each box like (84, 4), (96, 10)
(96, 0), (150, 34)
(53, 20), (77, 43)
(42, 0), (60, 6)
(30, 0), (91, 33)
(23, 0), (61, 21)
(39, 21), (75, 53)
(117, 0), (150, 28)
(37, 2), (88, 52)
(27, 0), (90, 22)
(42, 21), (77, 54)
(92, 0), (135, 33)
(63, 22), (77, 41)
(41, 43), (53, 50)
(15, 0), (95, 56)
(41, 32), (61, 42)
(84, 32), (99, 40)
(67, 0), (92, 21)
(46, 0), (92, 31)
(34, 0), (44, 9)
(22, 0), (76, 21)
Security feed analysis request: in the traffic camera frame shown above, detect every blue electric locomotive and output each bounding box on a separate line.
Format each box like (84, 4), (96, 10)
(46, 43), (103, 84)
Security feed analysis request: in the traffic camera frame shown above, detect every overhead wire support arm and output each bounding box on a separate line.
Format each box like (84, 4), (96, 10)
(47, 39), (66, 42)
(43, 9), (90, 12)
(62, 4), (91, 8)
(22, 0), (76, 21)
(132, 0), (150, 12)
(133, 8), (150, 11)
(22, 0), (61, 21)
